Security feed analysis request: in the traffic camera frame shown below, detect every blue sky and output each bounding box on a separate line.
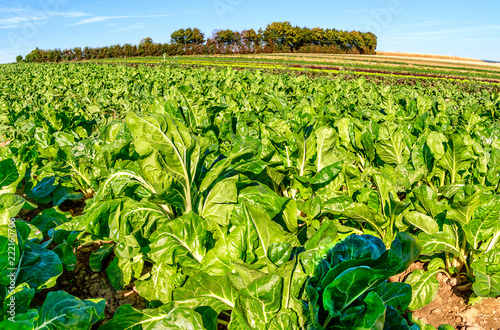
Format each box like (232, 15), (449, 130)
(1, 0), (499, 63)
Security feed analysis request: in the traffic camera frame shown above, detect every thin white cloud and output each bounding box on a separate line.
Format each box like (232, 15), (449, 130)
(47, 11), (86, 18)
(0, 7), (87, 29)
(0, 16), (43, 26)
(112, 24), (145, 33)
(0, 8), (24, 13)
(70, 14), (172, 26)
(71, 16), (114, 25)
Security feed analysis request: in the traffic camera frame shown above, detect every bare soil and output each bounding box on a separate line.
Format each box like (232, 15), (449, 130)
(24, 199), (145, 328)
(58, 199), (87, 216)
(32, 242), (146, 328)
(410, 271), (500, 329)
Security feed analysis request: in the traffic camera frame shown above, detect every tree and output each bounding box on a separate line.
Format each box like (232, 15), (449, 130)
(113, 44), (123, 58)
(15, 55), (23, 63)
(215, 29), (235, 53)
(241, 29), (260, 52)
(32, 48), (43, 62)
(46, 49), (53, 62)
(144, 42), (155, 56)
(123, 44), (133, 58)
(171, 28), (186, 45)
(190, 28), (205, 44)
(262, 21), (299, 52)
(137, 43), (145, 56)
(349, 31), (364, 53)
(21, 23), (377, 61)
(25, 53), (34, 63)
(155, 43), (163, 56)
(83, 47), (91, 60)
(62, 49), (74, 61)
(311, 27), (325, 45)
(171, 28), (205, 50)
(73, 47), (83, 60)
(363, 32), (377, 54)
(140, 37), (153, 44)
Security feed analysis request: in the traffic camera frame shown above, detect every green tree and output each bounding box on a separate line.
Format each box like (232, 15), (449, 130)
(363, 32), (377, 54)
(15, 55), (23, 63)
(190, 28), (205, 44)
(137, 43), (145, 56)
(25, 53), (34, 63)
(311, 27), (325, 45)
(112, 44), (123, 58)
(214, 29), (239, 53)
(171, 28), (187, 44)
(263, 21), (299, 52)
(123, 44), (133, 57)
(73, 47), (83, 60)
(33, 48), (43, 62)
(83, 47), (91, 60)
(62, 49), (74, 61)
(140, 37), (153, 44)
(171, 28), (205, 52)
(241, 29), (260, 52)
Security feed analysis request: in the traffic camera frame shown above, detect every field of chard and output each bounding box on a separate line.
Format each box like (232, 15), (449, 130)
(1, 62), (500, 329)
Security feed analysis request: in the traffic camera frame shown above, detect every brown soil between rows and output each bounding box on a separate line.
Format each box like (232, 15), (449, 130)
(31, 243), (146, 328)
(411, 272), (500, 329)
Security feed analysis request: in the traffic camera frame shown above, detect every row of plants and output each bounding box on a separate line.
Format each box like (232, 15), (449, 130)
(1, 62), (499, 328)
(181, 58), (500, 82)
(106, 54), (500, 82)
(165, 58), (500, 86)
(98, 56), (500, 86)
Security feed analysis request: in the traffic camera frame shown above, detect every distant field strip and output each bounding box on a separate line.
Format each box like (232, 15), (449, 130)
(98, 54), (500, 84)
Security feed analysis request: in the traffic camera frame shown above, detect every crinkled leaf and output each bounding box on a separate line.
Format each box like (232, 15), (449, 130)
(147, 212), (209, 266)
(101, 304), (205, 330)
(34, 291), (104, 329)
(228, 274), (283, 330)
(404, 269), (441, 310)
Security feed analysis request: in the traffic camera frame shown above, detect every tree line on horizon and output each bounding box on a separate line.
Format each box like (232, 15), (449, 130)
(18, 22), (377, 63)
